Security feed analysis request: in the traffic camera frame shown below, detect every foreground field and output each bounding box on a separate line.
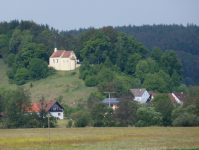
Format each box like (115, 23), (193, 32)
(0, 59), (97, 104)
(0, 127), (199, 150)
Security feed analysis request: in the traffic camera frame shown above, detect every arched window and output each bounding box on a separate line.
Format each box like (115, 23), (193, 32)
(53, 59), (55, 63)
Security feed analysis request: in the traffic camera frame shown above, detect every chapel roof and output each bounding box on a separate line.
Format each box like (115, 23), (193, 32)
(130, 88), (146, 96)
(50, 50), (74, 58)
(50, 50), (65, 58)
(62, 51), (73, 58)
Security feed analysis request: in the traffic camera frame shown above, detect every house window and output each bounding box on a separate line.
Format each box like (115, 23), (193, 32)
(58, 113), (61, 116)
(63, 60), (65, 63)
(53, 59), (55, 63)
(57, 59), (58, 63)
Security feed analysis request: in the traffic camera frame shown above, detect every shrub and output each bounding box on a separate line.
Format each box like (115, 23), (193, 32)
(71, 111), (91, 127)
(172, 112), (199, 127)
(84, 75), (98, 87)
(66, 120), (73, 128)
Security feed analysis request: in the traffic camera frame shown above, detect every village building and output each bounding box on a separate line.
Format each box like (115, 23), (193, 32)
(38, 101), (64, 119)
(49, 40), (81, 70)
(130, 88), (150, 103)
(102, 98), (122, 110)
(27, 103), (40, 114)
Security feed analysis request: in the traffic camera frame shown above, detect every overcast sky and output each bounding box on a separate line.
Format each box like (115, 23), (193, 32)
(1, 0), (199, 31)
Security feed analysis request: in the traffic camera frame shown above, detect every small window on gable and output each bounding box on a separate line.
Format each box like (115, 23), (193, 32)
(57, 59), (58, 63)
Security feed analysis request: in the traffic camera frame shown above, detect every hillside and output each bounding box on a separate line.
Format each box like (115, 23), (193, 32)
(0, 59), (97, 104)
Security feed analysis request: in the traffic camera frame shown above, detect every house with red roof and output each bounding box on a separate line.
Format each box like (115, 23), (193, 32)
(27, 103), (40, 113)
(38, 101), (64, 119)
(49, 39), (81, 70)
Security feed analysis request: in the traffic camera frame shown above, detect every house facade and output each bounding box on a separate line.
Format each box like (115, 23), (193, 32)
(38, 101), (64, 119)
(49, 41), (80, 71)
(130, 88), (150, 103)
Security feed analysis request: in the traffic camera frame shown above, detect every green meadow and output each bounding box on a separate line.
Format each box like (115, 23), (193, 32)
(0, 127), (199, 150)
(0, 59), (97, 104)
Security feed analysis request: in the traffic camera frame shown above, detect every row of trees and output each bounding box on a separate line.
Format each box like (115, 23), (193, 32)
(68, 86), (199, 127)
(0, 87), (57, 128)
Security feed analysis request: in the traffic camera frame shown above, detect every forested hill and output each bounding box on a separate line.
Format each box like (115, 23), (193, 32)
(60, 24), (199, 86)
(0, 20), (198, 87)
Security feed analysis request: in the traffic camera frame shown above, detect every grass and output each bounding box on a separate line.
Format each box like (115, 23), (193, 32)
(0, 59), (97, 104)
(0, 127), (199, 149)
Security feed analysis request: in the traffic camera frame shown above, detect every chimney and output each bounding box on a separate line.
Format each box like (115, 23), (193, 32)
(140, 89), (141, 91)
(181, 92), (183, 94)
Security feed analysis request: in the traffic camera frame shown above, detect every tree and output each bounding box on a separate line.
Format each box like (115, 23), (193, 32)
(114, 94), (137, 126)
(7, 53), (15, 67)
(29, 58), (49, 79)
(135, 60), (149, 83)
(183, 86), (199, 116)
(0, 34), (9, 57)
(14, 67), (30, 85)
(160, 50), (183, 77)
(125, 53), (142, 75)
(71, 110), (91, 127)
(54, 95), (64, 105)
(142, 73), (167, 93)
(6, 87), (31, 128)
(103, 56), (113, 69)
(150, 47), (163, 63)
(153, 94), (174, 126)
(90, 102), (107, 127)
(135, 106), (163, 127)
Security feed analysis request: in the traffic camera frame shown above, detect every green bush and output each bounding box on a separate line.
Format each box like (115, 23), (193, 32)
(71, 111), (91, 127)
(84, 75), (98, 87)
(135, 120), (149, 127)
(172, 112), (199, 127)
(66, 120), (73, 128)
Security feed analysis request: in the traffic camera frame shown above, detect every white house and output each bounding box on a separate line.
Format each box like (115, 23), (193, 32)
(38, 101), (64, 119)
(130, 88), (150, 103)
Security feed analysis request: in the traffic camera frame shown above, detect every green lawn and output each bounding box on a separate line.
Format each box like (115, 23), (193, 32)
(0, 127), (199, 150)
(0, 59), (97, 104)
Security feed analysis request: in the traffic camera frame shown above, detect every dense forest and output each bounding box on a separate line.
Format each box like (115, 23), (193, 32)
(61, 24), (199, 86)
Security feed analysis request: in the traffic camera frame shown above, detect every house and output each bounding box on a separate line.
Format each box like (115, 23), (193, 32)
(49, 40), (81, 70)
(170, 92), (185, 104)
(130, 88), (150, 103)
(38, 101), (64, 119)
(102, 98), (122, 110)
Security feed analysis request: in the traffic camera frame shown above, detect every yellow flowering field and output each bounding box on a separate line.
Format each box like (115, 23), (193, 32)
(0, 127), (199, 150)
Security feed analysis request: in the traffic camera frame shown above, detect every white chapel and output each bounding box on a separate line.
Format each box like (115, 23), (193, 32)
(49, 40), (80, 71)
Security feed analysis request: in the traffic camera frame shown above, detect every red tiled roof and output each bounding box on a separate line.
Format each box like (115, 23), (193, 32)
(168, 93), (177, 103)
(173, 92), (185, 101)
(62, 51), (73, 58)
(148, 91), (153, 95)
(38, 101), (57, 111)
(50, 50), (65, 58)
(28, 103), (40, 113)
(130, 89), (146, 96)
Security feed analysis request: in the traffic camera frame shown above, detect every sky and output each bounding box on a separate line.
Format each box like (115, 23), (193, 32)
(1, 0), (199, 31)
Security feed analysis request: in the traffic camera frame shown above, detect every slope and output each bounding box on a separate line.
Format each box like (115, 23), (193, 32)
(0, 59), (97, 104)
